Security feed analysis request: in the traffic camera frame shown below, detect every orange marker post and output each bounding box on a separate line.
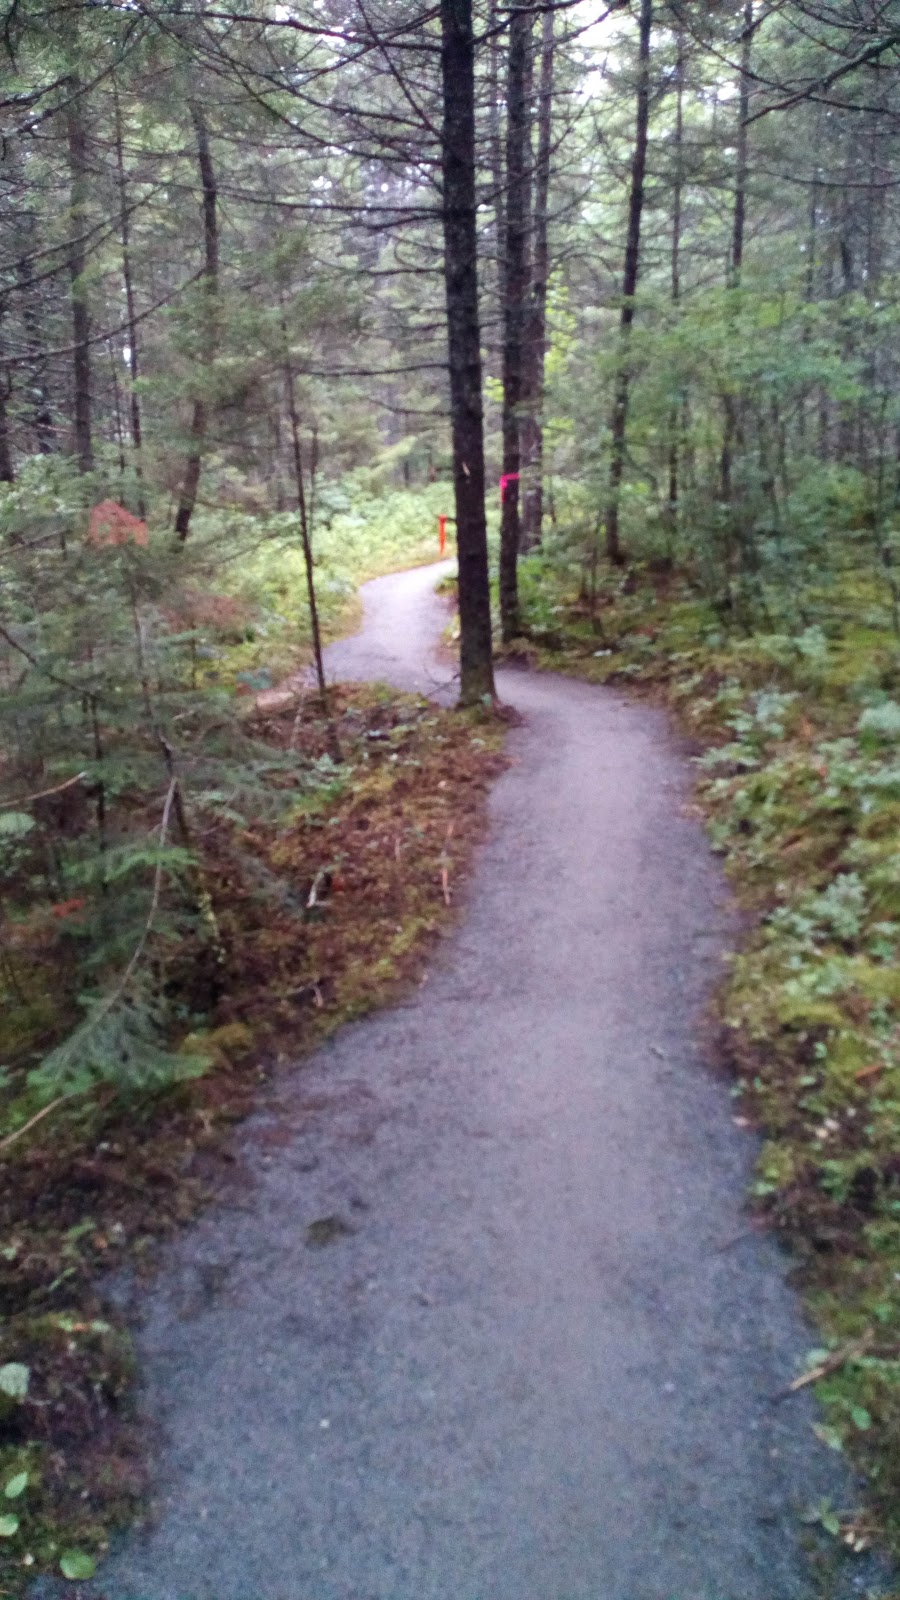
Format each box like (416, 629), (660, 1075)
(438, 514), (448, 556)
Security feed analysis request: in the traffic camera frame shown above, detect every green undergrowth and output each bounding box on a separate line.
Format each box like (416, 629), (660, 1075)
(201, 480), (451, 685)
(0, 685), (505, 1595)
(522, 556), (900, 1570)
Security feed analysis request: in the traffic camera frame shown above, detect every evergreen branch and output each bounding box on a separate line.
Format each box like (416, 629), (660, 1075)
(3, 272), (204, 370)
(0, 620), (85, 695)
(13, 777), (183, 1123)
(172, 3), (442, 49)
(745, 30), (900, 121)
(86, 776), (179, 1031)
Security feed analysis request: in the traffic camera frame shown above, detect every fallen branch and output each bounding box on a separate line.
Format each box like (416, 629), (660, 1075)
(774, 1332), (874, 1402)
(306, 868), (330, 911)
(0, 1095), (69, 1155)
(440, 821), (455, 906)
(0, 771), (87, 809)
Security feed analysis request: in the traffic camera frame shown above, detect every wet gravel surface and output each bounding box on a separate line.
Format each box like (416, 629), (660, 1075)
(64, 565), (888, 1599)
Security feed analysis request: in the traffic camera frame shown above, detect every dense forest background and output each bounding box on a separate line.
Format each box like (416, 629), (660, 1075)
(5, 0), (900, 1578)
(2, 0), (900, 1139)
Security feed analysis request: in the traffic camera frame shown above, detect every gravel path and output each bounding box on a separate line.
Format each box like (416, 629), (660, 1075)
(79, 563), (878, 1600)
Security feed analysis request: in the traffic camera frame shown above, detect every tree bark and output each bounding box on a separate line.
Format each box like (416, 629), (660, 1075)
(798, 170), (818, 451)
(439, 0), (495, 704)
(603, 0), (652, 565)
(0, 304), (14, 484)
(283, 333), (328, 712)
(520, 6), (555, 553)
(0, 389), (12, 484)
(719, 0), (752, 507)
(487, 0), (506, 312)
(67, 75), (93, 473)
(665, 23), (685, 553)
(114, 82), (145, 512)
(729, 0), (752, 285)
(9, 137), (55, 455)
(17, 260), (55, 455)
(499, 1), (533, 642)
(175, 101), (219, 543)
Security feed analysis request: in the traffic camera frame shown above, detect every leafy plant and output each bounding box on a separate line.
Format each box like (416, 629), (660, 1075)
(0, 1366), (29, 1401)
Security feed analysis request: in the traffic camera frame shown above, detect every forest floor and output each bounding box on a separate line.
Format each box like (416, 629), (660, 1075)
(1, 567), (505, 1595)
(27, 562), (895, 1600)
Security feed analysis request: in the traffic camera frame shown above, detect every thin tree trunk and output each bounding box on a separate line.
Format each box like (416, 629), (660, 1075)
(499, 1), (533, 642)
(283, 334), (328, 711)
(0, 387), (12, 484)
(798, 171), (818, 450)
(729, 2), (751, 284)
(109, 341), (126, 475)
(67, 75), (93, 473)
(487, 0), (506, 311)
(836, 148), (856, 466)
(17, 264), (55, 454)
(175, 102), (219, 543)
(603, 0), (652, 565)
(10, 137), (55, 455)
(719, 0), (752, 507)
(114, 82), (145, 512)
(818, 203), (836, 459)
(665, 23), (685, 556)
(0, 306), (13, 483)
(520, 6), (555, 552)
(439, 0), (495, 704)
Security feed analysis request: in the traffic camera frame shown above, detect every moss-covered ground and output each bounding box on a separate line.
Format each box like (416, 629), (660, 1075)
(0, 684), (506, 1594)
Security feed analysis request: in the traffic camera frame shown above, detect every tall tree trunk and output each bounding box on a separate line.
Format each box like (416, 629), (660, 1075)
(729, 1), (751, 284)
(17, 261), (55, 454)
(520, 6), (555, 552)
(67, 75), (93, 473)
(439, 0), (495, 704)
(859, 98), (884, 468)
(282, 327), (328, 712)
(175, 102), (219, 543)
(109, 340), (126, 475)
(487, 0), (506, 313)
(114, 82), (145, 512)
(819, 222), (836, 460)
(835, 147), (857, 466)
(664, 22), (685, 554)
(0, 386), (13, 484)
(719, 0), (752, 507)
(603, 0), (652, 565)
(0, 305), (13, 484)
(9, 137), (55, 455)
(499, 1), (533, 642)
(798, 170), (819, 451)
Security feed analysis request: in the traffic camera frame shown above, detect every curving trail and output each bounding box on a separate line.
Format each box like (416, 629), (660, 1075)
(77, 563), (878, 1600)
(323, 559), (458, 699)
